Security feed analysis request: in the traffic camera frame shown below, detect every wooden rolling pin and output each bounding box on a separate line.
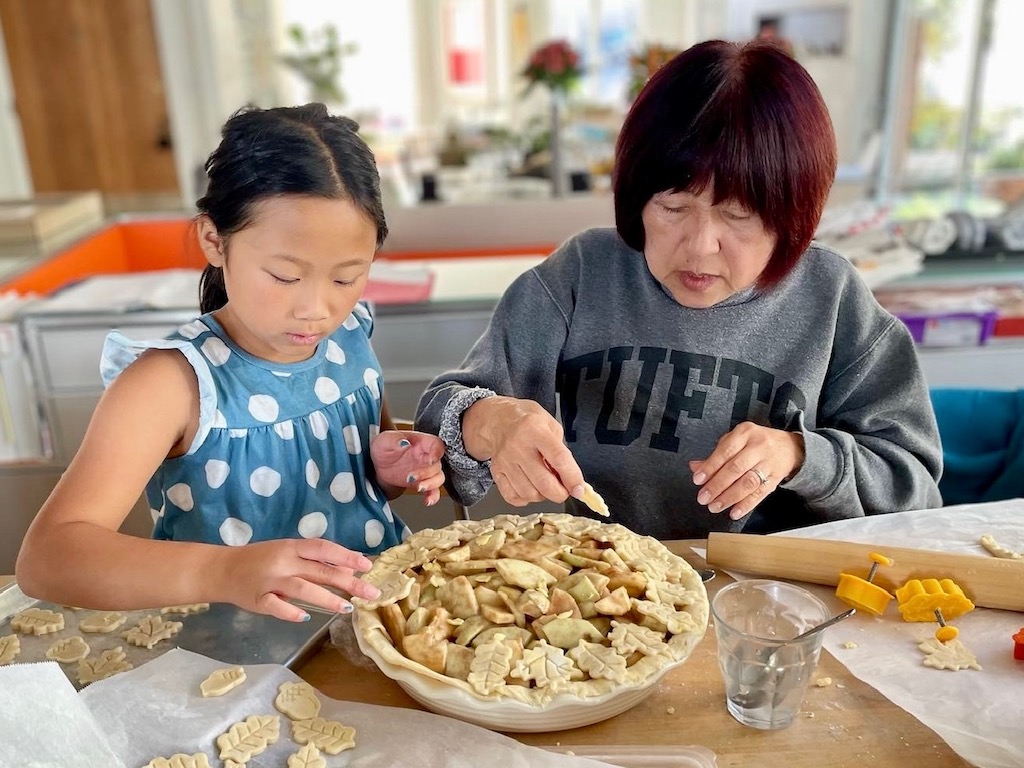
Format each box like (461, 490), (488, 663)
(705, 532), (1024, 612)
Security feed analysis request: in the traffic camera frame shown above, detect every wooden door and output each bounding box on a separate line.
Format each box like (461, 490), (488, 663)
(0, 0), (178, 195)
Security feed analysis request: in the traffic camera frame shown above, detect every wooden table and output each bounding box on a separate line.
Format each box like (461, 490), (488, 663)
(297, 543), (972, 768)
(2, 544), (972, 768)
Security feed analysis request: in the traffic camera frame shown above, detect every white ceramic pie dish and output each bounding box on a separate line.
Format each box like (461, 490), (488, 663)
(352, 607), (692, 732)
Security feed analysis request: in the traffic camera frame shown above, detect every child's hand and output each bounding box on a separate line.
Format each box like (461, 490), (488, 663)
(371, 430), (446, 505)
(221, 538), (381, 622)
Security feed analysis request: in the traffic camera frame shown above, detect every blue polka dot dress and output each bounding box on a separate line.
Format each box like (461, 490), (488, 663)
(99, 302), (409, 555)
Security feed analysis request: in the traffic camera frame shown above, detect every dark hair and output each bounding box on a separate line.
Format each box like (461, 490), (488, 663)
(613, 40), (836, 290)
(196, 103), (387, 313)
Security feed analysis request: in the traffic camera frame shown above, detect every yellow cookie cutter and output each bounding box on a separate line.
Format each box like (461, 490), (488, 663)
(835, 552), (895, 616)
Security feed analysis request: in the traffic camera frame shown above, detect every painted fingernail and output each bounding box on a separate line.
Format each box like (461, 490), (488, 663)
(570, 485), (585, 499)
(406, 474), (416, 484)
(693, 472), (706, 484)
(708, 502), (722, 514)
(300, 612), (311, 622)
(340, 603), (354, 614)
(730, 509), (745, 520)
(398, 439), (410, 448)
(697, 491), (710, 505)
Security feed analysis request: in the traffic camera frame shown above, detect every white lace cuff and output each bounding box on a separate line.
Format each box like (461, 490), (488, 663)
(439, 387), (496, 474)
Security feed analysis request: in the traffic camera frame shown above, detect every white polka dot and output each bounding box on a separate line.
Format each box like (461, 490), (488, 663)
(248, 394), (280, 422)
(229, 428), (247, 438)
(220, 517), (253, 546)
(250, 466), (282, 497)
(369, 424), (380, 441)
(201, 336), (231, 366)
(365, 519), (385, 548)
(212, 410), (227, 428)
(298, 512), (328, 539)
(343, 424), (361, 454)
(205, 459), (230, 489)
(330, 472), (356, 503)
(273, 420), (295, 440)
(272, 370), (291, 378)
(353, 303), (371, 321)
(309, 411), (329, 440)
(150, 507), (162, 523)
(178, 320), (209, 340)
(314, 377), (341, 405)
(345, 393), (356, 405)
(342, 314), (360, 330)
(305, 459), (320, 488)
(382, 500), (394, 522)
(167, 483), (194, 511)
(401, 525), (412, 541)
(363, 368), (381, 399)
(364, 479), (378, 502)
(325, 339), (346, 365)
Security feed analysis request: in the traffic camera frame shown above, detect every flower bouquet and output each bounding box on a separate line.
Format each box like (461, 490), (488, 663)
(521, 39), (583, 96)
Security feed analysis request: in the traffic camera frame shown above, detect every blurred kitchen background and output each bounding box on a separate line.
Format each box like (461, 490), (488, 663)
(1, 0), (1023, 572)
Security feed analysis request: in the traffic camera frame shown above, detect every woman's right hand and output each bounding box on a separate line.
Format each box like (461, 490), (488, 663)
(462, 395), (585, 506)
(216, 538), (381, 622)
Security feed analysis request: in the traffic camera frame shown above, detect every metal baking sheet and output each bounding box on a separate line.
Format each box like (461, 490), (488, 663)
(0, 581), (336, 688)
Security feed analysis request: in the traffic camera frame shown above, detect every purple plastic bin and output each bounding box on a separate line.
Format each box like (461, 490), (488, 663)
(896, 310), (998, 347)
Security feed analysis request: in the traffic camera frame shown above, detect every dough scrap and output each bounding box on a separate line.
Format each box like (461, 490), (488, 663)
(274, 681), (322, 721)
(79, 611), (127, 634)
(143, 754), (212, 768)
(216, 714), (280, 764)
(579, 483), (610, 517)
(200, 666), (246, 697)
(161, 603), (211, 615)
(11, 607), (64, 636)
(124, 615), (183, 649)
(287, 743), (327, 768)
(814, 677), (833, 687)
(979, 534), (1022, 559)
(0, 633), (21, 664)
(918, 636), (982, 671)
(45, 635), (91, 663)
(78, 646), (134, 684)
(291, 717), (357, 755)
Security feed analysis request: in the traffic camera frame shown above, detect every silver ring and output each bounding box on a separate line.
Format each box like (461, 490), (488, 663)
(750, 467), (769, 486)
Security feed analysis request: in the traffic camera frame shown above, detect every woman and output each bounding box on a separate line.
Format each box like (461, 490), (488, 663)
(415, 40), (942, 539)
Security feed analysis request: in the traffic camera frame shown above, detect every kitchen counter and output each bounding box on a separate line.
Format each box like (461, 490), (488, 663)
(0, 543), (975, 766)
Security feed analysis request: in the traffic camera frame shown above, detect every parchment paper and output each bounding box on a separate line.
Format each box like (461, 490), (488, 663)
(0, 661), (126, 767)
(706, 499), (1024, 768)
(79, 647), (622, 768)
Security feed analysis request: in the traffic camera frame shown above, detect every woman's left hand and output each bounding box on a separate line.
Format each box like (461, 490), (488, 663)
(689, 422), (805, 521)
(370, 430), (446, 505)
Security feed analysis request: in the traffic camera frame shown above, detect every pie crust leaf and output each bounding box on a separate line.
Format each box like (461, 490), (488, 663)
(45, 635), (91, 663)
(216, 714), (281, 763)
(0, 633), (21, 665)
(918, 636), (983, 671)
(160, 603), (210, 615)
(275, 681), (322, 721)
(510, 639), (575, 690)
(78, 646), (133, 684)
(142, 753), (212, 768)
(567, 641), (629, 682)
(287, 743), (327, 768)
(124, 615), (183, 649)
(291, 717), (357, 755)
(79, 611), (128, 634)
(467, 633), (515, 695)
(11, 607), (65, 636)
(199, 666), (246, 697)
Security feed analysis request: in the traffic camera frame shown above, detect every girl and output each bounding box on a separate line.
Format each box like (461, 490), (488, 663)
(17, 104), (445, 621)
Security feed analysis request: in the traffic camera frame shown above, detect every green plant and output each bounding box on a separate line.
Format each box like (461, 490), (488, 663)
(278, 23), (356, 105)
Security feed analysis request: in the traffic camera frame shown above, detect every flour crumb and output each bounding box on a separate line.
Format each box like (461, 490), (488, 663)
(814, 677), (833, 687)
(841, 641), (858, 649)
(806, 712), (815, 718)
(666, 706), (676, 715)
(836, 683), (845, 689)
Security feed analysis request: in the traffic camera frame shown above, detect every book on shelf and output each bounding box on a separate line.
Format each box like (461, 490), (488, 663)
(0, 191), (105, 256)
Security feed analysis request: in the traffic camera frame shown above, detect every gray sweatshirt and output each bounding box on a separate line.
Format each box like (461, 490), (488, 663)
(416, 228), (942, 539)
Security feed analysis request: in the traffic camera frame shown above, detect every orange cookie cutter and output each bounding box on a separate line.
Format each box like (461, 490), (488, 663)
(835, 552), (895, 616)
